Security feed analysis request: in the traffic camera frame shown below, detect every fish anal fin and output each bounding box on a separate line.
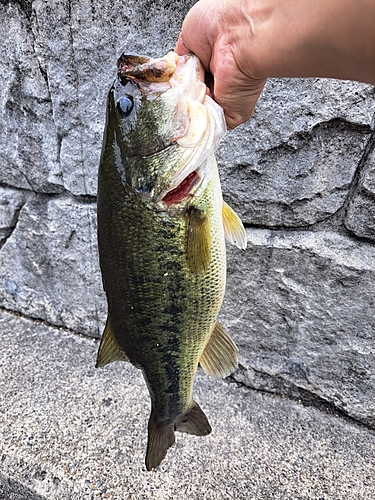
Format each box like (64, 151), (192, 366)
(199, 320), (238, 379)
(222, 200), (247, 249)
(175, 401), (212, 436)
(146, 411), (175, 471)
(186, 207), (211, 274)
(95, 316), (128, 368)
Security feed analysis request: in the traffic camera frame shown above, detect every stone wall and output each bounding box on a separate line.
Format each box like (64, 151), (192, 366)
(1, 0), (374, 427)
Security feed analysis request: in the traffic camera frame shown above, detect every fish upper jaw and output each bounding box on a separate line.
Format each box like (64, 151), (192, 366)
(118, 52), (179, 83)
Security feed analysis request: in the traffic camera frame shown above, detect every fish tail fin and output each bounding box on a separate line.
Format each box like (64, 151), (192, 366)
(145, 402), (212, 471)
(145, 411), (175, 471)
(175, 400), (212, 436)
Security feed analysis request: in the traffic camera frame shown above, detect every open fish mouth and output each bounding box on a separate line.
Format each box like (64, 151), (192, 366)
(156, 94), (226, 207)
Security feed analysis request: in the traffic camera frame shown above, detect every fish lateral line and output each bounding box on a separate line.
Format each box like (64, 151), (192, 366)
(97, 50), (240, 471)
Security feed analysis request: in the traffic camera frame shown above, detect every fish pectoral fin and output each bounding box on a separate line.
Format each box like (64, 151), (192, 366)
(146, 411), (175, 471)
(199, 320), (238, 379)
(222, 200), (247, 249)
(186, 207), (211, 274)
(175, 400), (212, 436)
(95, 316), (128, 368)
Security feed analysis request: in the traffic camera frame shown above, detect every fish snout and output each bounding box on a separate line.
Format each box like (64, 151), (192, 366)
(117, 52), (179, 83)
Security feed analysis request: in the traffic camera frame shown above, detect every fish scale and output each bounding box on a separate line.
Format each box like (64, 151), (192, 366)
(96, 51), (246, 470)
(98, 161), (225, 414)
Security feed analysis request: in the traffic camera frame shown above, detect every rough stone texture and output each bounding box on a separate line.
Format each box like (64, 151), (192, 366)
(0, 194), (106, 336)
(223, 230), (375, 427)
(345, 143), (375, 241)
(218, 80), (375, 227)
(1, 310), (375, 500)
(0, 0), (375, 430)
(0, 0), (195, 196)
(0, 1), (62, 194)
(0, 186), (26, 246)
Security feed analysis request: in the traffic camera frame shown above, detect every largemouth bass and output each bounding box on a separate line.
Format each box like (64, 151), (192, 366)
(96, 51), (247, 471)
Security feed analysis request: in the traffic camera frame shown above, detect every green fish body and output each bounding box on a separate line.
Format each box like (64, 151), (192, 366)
(96, 52), (246, 470)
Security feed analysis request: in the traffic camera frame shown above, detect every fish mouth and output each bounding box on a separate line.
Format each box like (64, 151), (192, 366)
(117, 51), (205, 97)
(117, 52), (179, 84)
(161, 170), (200, 204)
(155, 94), (226, 207)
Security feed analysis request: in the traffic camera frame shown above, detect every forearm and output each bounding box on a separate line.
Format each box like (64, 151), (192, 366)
(240, 0), (375, 83)
(175, 0), (375, 128)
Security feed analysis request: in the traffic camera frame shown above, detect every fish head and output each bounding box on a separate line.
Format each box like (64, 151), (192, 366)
(105, 51), (226, 210)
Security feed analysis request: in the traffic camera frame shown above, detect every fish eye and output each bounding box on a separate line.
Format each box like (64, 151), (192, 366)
(117, 96), (134, 117)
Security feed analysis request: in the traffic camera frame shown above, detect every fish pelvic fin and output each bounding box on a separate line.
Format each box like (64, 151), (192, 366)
(222, 200), (247, 249)
(95, 315), (128, 368)
(199, 320), (238, 379)
(145, 402), (211, 471)
(175, 400), (212, 436)
(145, 411), (175, 471)
(186, 207), (211, 274)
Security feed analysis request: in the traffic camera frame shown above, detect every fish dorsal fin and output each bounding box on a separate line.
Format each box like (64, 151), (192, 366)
(96, 316), (128, 368)
(186, 207), (211, 274)
(222, 200), (247, 249)
(199, 320), (238, 379)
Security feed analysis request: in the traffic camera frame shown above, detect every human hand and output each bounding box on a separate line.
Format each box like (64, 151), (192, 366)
(175, 0), (267, 130)
(176, 0), (375, 130)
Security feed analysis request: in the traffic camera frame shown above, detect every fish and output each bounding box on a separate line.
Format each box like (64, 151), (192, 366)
(96, 51), (247, 471)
